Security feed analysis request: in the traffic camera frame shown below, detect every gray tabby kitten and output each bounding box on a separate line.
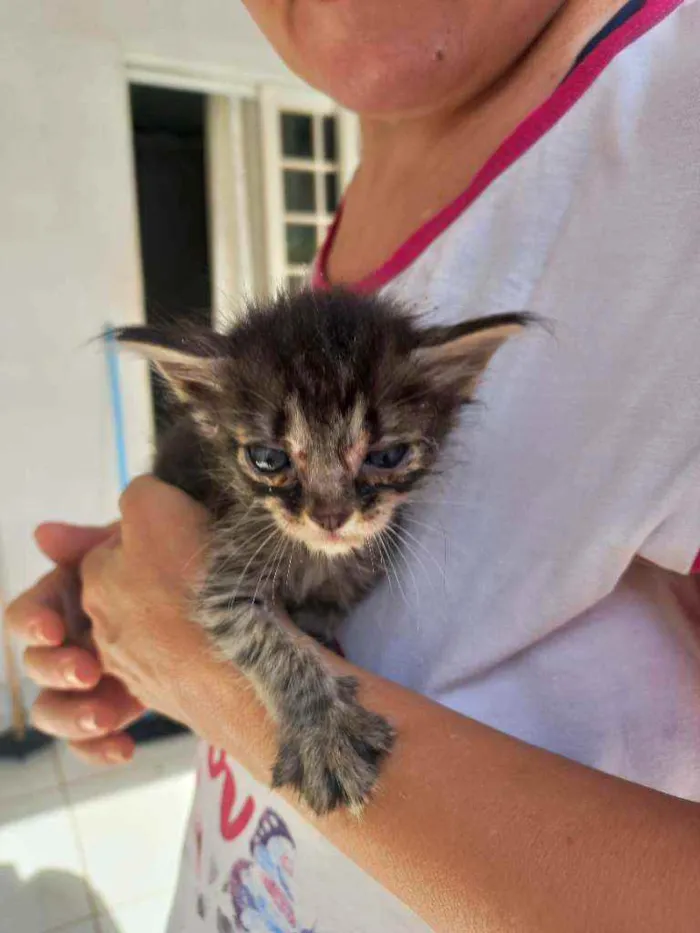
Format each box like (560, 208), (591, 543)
(116, 288), (526, 815)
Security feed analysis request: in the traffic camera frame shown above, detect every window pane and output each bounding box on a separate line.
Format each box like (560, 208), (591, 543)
(286, 224), (317, 264)
(284, 170), (316, 213)
(281, 113), (313, 158)
(325, 173), (339, 213)
(323, 116), (337, 161)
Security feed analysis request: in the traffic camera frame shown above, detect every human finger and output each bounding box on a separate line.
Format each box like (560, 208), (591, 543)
(34, 522), (119, 565)
(66, 732), (137, 767)
(30, 676), (144, 741)
(23, 645), (102, 691)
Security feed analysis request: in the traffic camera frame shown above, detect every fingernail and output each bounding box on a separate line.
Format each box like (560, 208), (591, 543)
(30, 623), (52, 645)
(69, 658), (95, 687)
(104, 748), (129, 764)
(78, 712), (100, 733)
(62, 665), (82, 688)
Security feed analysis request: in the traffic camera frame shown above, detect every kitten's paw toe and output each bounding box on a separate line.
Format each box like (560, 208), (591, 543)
(272, 689), (395, 816)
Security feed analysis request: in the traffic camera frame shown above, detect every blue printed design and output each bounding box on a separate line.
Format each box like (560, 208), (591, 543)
(227, 808), (316, 933)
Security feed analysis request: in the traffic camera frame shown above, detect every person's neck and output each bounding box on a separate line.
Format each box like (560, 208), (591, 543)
(359, 0), (625, 161)
(327, 0), (630, 285)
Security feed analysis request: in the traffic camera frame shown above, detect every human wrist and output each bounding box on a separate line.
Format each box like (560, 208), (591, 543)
(175, 644), (277, 782)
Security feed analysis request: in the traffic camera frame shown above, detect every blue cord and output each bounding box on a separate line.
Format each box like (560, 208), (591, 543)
(104, 325), (129, 492)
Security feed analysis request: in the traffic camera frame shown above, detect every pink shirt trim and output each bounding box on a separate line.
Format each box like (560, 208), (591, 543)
(312, 0), (683, 294)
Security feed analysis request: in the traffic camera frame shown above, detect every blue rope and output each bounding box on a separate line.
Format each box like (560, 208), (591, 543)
(104, 325), (129, 492)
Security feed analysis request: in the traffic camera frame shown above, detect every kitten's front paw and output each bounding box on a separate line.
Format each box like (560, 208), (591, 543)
(271, 676), (395, 815)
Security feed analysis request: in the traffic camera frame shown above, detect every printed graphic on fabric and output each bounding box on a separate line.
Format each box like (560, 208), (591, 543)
(228, 808), (317, 933)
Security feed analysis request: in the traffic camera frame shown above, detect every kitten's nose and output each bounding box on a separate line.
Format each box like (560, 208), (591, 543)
(309, 505), (352, 533)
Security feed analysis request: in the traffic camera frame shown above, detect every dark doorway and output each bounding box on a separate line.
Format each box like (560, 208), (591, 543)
(129, 84), (212, 438)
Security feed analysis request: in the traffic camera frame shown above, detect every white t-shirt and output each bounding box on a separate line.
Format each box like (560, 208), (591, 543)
(168, 3), (700, 930)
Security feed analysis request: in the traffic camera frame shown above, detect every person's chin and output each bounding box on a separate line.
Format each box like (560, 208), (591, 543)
(305, 51), (464, 119)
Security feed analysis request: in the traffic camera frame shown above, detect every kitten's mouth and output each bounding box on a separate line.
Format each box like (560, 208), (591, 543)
(265, 499), (397, 557)
(267, 506), (382, 556)
(297, 520), (368, 556)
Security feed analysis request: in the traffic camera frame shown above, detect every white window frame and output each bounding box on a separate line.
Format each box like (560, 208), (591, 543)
(258, 85), (359, 293)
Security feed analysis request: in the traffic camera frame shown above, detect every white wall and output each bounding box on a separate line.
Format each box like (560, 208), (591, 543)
(0, 2), (302, 712)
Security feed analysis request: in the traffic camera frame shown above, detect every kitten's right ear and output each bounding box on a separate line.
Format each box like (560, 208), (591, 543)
(414, 312), (531, 402)
(110, 326), (228, 407)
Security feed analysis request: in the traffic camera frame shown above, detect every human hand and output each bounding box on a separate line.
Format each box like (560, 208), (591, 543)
(79, 476), (214, 730)
(5, 523), (145, 765)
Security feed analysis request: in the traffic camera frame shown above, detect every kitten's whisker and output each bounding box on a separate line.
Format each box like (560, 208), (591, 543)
(284, 540), (298, 586)
(392, 522), (448, 585)
(399, 515), (445, 535)
(269, 534), (291, 595)
(378, 531), (412, 615)
(382, 525), (421, 600)
(212, 521), (277, 577)
(180, 536), (214, 578)
(372, 534), (395, 597)
(252, 531), (287, 604)
(401, 514), (474, 566)
(265, 530), (292, 594)
(411, 498), (472, 508)
(380, 529), (424, 634)
(386, 527), (439, 601)
(366, 539), (378, 574)
(223, 526), (280, 607)
(186, 495), (261, 571)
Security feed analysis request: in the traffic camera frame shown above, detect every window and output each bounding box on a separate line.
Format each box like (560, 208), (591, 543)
(279, 112), (340, 291)
(259, 87), (359, 293)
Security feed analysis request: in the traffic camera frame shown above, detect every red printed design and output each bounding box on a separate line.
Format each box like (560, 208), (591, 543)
(208, 746), (256, 842)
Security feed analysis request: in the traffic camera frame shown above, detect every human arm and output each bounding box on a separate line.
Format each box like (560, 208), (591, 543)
(10, 476), (700, 932)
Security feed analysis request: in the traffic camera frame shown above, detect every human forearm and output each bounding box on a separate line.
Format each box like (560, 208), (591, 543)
(182, 644), (700, 933)
(63, 479), (699, 932)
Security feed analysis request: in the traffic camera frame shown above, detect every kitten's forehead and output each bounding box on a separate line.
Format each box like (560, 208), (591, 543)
(287, 393), (367, 461)
(219, 290), (437, 446)
(225, 355), (432, 451)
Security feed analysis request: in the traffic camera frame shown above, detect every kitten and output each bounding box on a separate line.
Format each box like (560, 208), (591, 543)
(115, 287), (526, 815)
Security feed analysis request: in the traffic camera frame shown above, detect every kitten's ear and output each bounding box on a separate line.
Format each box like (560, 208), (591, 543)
(414, 313), (530, 402)
(111, 326), (228, 406)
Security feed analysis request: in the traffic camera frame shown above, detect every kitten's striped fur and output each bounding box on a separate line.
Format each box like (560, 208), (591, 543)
(116, 288), (526, 814)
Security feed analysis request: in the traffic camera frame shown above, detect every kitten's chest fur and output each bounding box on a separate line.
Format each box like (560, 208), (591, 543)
(283, 546), (379, 614)
(216, 504), (380, 636)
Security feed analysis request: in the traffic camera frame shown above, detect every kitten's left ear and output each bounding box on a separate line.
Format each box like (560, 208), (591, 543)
(414, 312), (531, 402)
(111, 325), (228, 406)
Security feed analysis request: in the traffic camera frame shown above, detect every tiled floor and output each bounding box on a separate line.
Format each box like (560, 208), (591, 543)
(0, 732), (197, 933)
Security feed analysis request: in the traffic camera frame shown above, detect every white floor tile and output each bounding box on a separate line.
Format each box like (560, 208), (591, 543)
(0, 742), (62, 806)
(67, 770), (194, 915)
(55, 921), (98, 933)
(0, 790), (93, 933)
(97, 892), (173, 933)
(57, 734), (198, 786)
(55, 742), (122, 787)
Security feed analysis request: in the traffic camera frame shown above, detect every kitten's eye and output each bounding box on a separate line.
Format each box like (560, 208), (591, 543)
(365, 443), (409, 470)
(247, 446), (290, 474)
